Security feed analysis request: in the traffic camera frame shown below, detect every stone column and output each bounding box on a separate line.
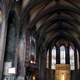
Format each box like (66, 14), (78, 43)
(56, 46), (60, 64)
(25, 31), (30, 79)
(39, 48), (47, 80)
(36, 37), (40, 80)
(74, 48), (77, 70)
(49, 47), (51, 69)
(18, 32), (26, 76)
(65, 46), (70, 64)
(0, 10), (7, 79)
(48, 47), (52, 80)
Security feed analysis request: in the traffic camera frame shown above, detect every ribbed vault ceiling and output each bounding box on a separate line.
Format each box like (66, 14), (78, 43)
(19, 0), (80, 50)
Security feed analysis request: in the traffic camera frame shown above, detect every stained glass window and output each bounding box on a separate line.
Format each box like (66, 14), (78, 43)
(46, 50), (49, 68)
(69, 46), (75, 70)
(77, 50), (79, 69)
(51, 47), (56, 69)
(46, 45), (77, 70)
(60, 46), (65, 64)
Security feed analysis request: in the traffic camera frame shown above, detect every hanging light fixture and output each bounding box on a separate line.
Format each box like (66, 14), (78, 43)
(32, 75), (36, 80)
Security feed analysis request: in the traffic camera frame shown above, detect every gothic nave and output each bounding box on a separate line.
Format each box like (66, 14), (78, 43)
(0, 0), (80, 80)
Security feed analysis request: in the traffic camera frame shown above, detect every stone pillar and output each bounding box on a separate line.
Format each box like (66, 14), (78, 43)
(49, 47), (51, 69)
(39, 48), (47, 80)
(56, 46), (60, 64)
(48, 47), (52, 80)
(0, 10), (7, 79)
(74, 48), (77, 70)
(18, 32), (26, 76)
(25, 31), (30, 79)
(65, 46), (70, 64)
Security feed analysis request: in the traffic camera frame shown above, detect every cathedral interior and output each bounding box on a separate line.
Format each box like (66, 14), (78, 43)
(0, 0), (80, 80)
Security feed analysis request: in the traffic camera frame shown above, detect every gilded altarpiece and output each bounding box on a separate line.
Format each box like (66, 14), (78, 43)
(55, 64), (70, 80)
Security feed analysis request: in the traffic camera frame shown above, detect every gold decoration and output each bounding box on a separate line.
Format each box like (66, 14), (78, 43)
(55, 64), (70, 80)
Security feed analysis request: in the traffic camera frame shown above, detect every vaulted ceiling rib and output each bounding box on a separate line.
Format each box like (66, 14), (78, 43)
(20, 0), (80, 49)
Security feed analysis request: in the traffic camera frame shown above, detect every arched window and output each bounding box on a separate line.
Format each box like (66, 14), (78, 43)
(51, 46), (56, 69)
(77, 50), (79, 69)
(46, 49), (49, 68)
(69, 46), (75, 70)
(60, 46), (65, 64)
(46, 45), (79, 70)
